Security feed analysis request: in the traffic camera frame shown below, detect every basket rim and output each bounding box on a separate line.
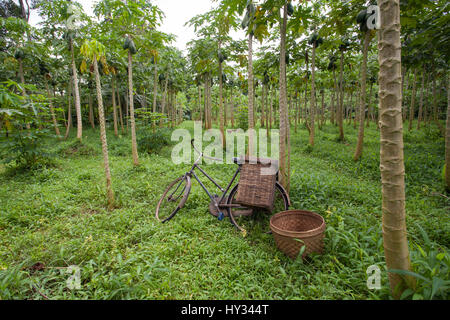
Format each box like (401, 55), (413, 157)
(270, 210), (326, 238)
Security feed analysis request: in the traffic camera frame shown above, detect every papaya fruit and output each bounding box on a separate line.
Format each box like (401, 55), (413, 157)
(287, 2), (294, 16)
(14, 49), (24, 60)
(123, 38), (131, 50)
(356, 10), (367, 24)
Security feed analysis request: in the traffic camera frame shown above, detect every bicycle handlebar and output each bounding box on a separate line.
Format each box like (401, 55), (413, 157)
(191, 139), (225, 163)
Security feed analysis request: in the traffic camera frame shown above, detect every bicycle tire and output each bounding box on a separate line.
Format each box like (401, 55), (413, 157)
(226, 182), (289, 232)
(155, 175), (191, 223)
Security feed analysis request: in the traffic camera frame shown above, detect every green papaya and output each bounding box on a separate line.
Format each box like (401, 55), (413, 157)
(14, 49), (24, 60)
(241, 11), (250, 30)
(287, 2), (294, 16)
(356, 10), (367, 24)
(128, 39), (137, 55)
(123, 38), (131, 50)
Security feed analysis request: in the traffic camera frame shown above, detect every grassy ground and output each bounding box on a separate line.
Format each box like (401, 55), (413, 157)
(0, 120), (448, 299)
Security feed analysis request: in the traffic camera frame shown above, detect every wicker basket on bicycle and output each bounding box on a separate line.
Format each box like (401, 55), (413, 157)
(235, 156), (278, 212)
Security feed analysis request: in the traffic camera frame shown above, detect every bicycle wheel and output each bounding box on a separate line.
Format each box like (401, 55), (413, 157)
(155, 175), (191, 223)
(227, 182), (289, 232)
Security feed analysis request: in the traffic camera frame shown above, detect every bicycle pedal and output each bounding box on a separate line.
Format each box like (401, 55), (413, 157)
(218, 212), (225, 221)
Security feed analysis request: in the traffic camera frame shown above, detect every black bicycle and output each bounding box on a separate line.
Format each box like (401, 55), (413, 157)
(155, 139), (290, 232)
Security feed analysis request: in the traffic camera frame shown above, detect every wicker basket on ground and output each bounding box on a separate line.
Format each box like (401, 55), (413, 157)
(270, 210), (326, 260)
(235, 156), (278, 212)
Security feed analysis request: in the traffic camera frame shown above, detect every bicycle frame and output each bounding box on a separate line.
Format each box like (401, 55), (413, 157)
(184, 150), (240, 215)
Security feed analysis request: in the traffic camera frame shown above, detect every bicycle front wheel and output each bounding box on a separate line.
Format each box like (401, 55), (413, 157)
(155, 175), (191, 223)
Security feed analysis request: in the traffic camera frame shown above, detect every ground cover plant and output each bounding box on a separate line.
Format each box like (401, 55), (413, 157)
(0, 121), (448, 300)
(0, 0), (449, 300)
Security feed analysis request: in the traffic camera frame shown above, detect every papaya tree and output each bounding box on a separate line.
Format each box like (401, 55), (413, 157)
(98, 0), (163, 166)
(80, 39), (114, 208)
(353, 8), (375, 161)
(377, 0), (414, 298)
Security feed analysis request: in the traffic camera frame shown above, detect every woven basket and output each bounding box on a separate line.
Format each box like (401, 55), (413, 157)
(235, 157), (277, 212)
(270, 210), (326, 260)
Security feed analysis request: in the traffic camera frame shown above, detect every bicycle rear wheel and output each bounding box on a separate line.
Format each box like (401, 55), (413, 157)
(227, 182), (289, 232)
(155, 175), (191, 223)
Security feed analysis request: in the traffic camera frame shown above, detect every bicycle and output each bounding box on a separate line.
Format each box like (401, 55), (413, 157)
(155, 139), (290, 232)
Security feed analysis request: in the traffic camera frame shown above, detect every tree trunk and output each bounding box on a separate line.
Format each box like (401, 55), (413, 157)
(152, 60), (158, 129)
(408, 69), (418, 131)
(88, 85), (95, 129)
(218, 42), (225, 146)
(93, 56), (114, 208)
(309, 42), (316, 147)
(45, 80), (60, 136)
(71, 42), (82, 141)
(354, 31), (372, 161)
(378, 0), (414, 298)
(445, 73), (450, 190)
(278, 4), (288, 187)
(128, 49), (139, 166)
(248, 32), (255, 156)
(117, 83), (124, 133)
(417, 69), (425, 130)
(338, 51), (345, 141)
(64, 79), (73, 140)
(366, 82), (374, 127)
(112, 76), (118, 137)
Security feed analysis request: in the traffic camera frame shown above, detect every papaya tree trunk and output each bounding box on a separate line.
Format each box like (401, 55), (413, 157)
(338, 51), (345, 141)
(417, 69), (425, 130)
(64, 78), (73, 140)
(445, 73), (450, 190)
(248, 32), (255, 156)
(408, 69), (418, 131)
(354, 31), (372, 161)
(218, 42), (225, 146)
(71, 42), (82, 141)
(93, 56), (114, 208)
(378, 0), (414, 298)
(309, 42), (316, 147)
(117, 83), (124, 133)
(278, 4), (288, 187)
(112, 76), (118, 137)
(128, 49), (139, 166)
(45, 80), (60, 136)
(88, 86), (95, 129)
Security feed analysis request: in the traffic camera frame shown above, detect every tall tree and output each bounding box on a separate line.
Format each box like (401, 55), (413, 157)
(378, 0), (414, 298)
(80, 39), (114, 208)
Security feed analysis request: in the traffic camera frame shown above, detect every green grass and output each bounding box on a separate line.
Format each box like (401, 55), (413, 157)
(0, 120), (448, 300)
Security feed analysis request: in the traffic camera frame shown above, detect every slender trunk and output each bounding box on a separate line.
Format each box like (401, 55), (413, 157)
(248, 32), (255, 156)
(417, 70), (425, 130)
(231, 86), (234, 128)
(112, 76), (118, 136)
(309, 43), (316, 147)
(161, 75), (168, 127)
(45, 80), (60, 136)
(71, 42), (82, 141)
(152, 60), (158, 129)
(117, 83), (124, 133)
(378, 0), (414, 298)
(408, 69), (418, 131)
(402, 71), (409, 122)
(278, 4), (288, 187)
(354, 31), (372, 161)
(93, 56), (114, 208)
(218, 42), (225, 146)
(338, 51), (345, 141)
(367, 82), (374, 127)
(88, 86), (95, 129)
(64, 79), (73, 140)
(445, 73), (450, 190)
(128, 50), (139, 166)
